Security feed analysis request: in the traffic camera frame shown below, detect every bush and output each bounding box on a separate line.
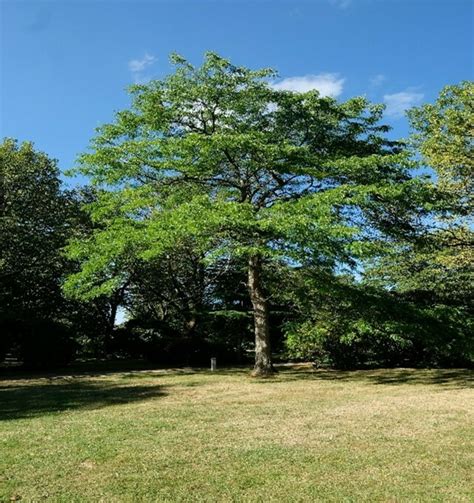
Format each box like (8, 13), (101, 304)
(285, 309), (474, 370)
(18, 319), (77, 369)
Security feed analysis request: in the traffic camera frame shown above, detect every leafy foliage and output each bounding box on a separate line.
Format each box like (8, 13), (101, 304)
(1, 65), (471, 370)
(0, 140), (123, 366)
(64, 53), (428, 372)
(67, 54), (418, 294)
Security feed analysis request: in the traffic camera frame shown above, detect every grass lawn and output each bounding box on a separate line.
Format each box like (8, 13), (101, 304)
(1, 364), (473, 502)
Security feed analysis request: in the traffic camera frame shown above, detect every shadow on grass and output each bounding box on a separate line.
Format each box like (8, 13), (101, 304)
(0, 359), (253, 382)
(0, 359), (164, 382)
(272, 366), (474, 389)
(1, 365), (471, 422)
(0, 380), (167, 421)
(115, 365), (473, 389)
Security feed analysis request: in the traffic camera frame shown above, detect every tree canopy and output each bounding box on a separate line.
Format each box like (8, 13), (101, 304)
(0, 139), (70, 321)
(1, 56), (471, 372)
(65, 53), (427, 374)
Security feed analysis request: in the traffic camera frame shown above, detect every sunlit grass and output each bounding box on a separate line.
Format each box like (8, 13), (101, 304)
(1, 365), (472, 502)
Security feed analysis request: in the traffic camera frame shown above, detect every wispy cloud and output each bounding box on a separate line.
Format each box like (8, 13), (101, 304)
(383, 90), (424, 118)
(329, 0), (352, 9)
(369, 74), (386, 87)
(129, 53), (156, 72)
(272, 73), (345, 97)
(128, 53), (156, 82)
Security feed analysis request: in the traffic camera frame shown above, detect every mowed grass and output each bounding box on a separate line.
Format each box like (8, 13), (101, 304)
(1, 365), (473, 502)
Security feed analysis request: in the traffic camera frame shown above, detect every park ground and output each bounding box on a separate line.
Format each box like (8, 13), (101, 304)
(0, 364), (473, 502)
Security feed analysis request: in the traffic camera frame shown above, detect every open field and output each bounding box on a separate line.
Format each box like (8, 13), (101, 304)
(1, 365), (473, 502)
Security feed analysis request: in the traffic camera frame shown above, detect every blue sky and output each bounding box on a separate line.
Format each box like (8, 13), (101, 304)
(1, 0), (473, 186)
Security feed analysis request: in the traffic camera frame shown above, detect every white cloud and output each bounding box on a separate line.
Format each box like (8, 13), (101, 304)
(329, 0), (352, 9)
(271, 73), (345, 97)
(383, 90), (424, 118)
(128, 53), (157, 83)
(369, 74), (386, 87)
(128, 53), (156, 73)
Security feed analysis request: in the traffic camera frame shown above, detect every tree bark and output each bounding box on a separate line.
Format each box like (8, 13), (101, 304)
(248, 255), (274, 376)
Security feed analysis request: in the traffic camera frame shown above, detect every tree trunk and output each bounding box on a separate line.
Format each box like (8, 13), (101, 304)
(248, 255), (274, 376)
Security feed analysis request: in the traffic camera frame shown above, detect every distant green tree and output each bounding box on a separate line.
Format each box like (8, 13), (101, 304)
(65, 53), (422, 375)
(368, 83), (473, 305)
(405, 81), (473, 300)
(362, 82), (474, 365)
(0, 139), (125, 366)
(0, 139), (71, 321)
(0, 139), (76, 363)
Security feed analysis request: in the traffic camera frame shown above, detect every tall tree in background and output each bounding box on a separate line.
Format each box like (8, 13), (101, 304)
(0, 139), (71, 322)
(406, 81), (473, 300)
(369, 83), (473, 303)
(364, 82), (473, 365)
(66, 53), (422, 375)
(0, 139), (77, 364)
(0, 140), (125, 366)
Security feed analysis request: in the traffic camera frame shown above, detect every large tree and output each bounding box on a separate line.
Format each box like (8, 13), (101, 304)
(0, 139), (127, 366)
(362, 82), (474, 365)
(405, 81), (473, 300)
(0, 139), (79, 364)
(66, 53), (420, 375)
(0, 139), (71, 322)
(369, 82), (473, 304)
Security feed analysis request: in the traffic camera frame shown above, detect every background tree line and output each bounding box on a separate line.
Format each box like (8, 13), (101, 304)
(1, 54), (472, 372)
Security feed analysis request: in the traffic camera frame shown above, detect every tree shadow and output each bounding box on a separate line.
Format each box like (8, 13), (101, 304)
(1, 365), (471, 423)
(114, 365), (473, 390)
(0, 380), (167, 421)
(272, 366), (474, 389)
(0, 359), (162, 382)
(0, 360), (252, 382)
(114, 365), (473, 389)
